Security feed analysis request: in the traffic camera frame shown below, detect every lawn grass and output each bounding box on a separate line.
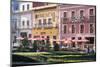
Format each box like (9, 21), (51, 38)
(13, 52), (51, 56)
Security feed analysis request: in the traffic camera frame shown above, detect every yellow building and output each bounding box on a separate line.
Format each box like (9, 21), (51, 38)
(32, 4), (59, 46)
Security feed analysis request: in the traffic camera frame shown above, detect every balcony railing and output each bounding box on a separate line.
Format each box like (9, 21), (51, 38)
(79, 16), (85, 22)
(89, 15), (95, 23)
(47, 23), (53, 28)
(34, 23), (55, 28)
(17, 26), (32, 29)
(61, 16), (95, 23)
(37, 24), (43, 28)
(61, 17), (68, 24)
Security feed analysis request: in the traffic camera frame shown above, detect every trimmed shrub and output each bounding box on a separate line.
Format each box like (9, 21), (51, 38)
(53, 43), (60, 51)
(32, 40), (38, 52)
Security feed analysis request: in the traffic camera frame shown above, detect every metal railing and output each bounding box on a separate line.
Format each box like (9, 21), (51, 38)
(61, 16), (96, 23)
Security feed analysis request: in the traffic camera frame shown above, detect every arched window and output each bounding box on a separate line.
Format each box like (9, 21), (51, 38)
(48, 18), (52, 24)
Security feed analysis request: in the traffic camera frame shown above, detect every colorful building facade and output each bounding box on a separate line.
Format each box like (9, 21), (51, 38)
(32, 4), (59, 46)
(15, 1), (33, 38)
(59, 4), (96, 50)
(11, 1), (96, 50)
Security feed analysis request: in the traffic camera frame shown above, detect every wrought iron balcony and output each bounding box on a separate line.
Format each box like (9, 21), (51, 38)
(61, 16), (96, 23)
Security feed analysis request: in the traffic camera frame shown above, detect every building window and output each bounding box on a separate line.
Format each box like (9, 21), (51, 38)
(20, 32), (27, 38)
(71, 11), (75, 20)
(90, 24), (94, 33)
(85, 37), (94, 44)
(47, 36), (49, 38)
(22, 21), (25, 26)
(27, 4), (29, 10)
(27, 20), (29, 26)
(89, 9), (94, 16)
(42, 36), (44, 38)
(89, 9), (95, 23)
(38, 19), (42, 25)
(63, 12), (67, 24)
(72, 25), (75, 33)
(78, 37), (82, 40)
(53, 36), (56, 39)
(29, 34), (31, 38)
(80, 10), (84, 17)
(63, 25), (66, 34)
(80, 10), (84, 22)
(48, 18), (52, 24)
(47, 36), (50, 40)
(46, 36), (50, 43)
(43, 19), (46, 25)
(22, 5), (25, 11)
(72, 37), (75, 40)
(80, 25), (84, 33)
(78, 37), (82, 45)
(63, 12), (67, 17)
(35, 14), (38, 18)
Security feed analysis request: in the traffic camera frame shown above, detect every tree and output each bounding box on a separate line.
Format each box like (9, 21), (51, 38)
(32, 40), (38, 52)
(22, 37), (29, 48)
(45, 40), (51, 51)
(53, 42), (59, 51)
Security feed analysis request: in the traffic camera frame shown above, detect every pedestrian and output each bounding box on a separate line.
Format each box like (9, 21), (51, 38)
(87, 47), (90, 54)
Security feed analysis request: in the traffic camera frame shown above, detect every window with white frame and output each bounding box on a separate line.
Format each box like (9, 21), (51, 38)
(48, 18), (52, 24)
(80, 10), (84, 22)
(90, 24), (94, 33)
(89, 9), (94, 16)
(80, 10), (84, 17)
(63, 25), (67, 34)
(27, 20), (29, 26)
(38, 19), (42, 25)
(71, 11), (75, 20)
(63, 12), (67, 18)
(27, 4), (30, 10)
(80, 24), (84, 33)
(22, 5), (25, 11)
(89, 9), (95, 23)
(53, 36), (56, 39)
(43, 19), (46, 25)
(72, 25), (75, 33)
(22, 20), (25, 26)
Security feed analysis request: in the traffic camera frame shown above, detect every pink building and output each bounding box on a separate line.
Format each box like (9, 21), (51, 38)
(59, 4), (96, 50)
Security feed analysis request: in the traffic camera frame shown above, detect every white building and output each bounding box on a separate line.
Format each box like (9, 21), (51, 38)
(19, 1), (33, 12)
(16, 1), (33, 38)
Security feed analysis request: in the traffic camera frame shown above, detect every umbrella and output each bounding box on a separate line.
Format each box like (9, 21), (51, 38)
(52, 39), (65, 42)
(34, 38), (47, 40)
(16, 37), (24, 40)
(64, 41), (68, 44)
(72, 39), (89, 42)
(28, 38), (37, 40)
(64, 40), (72, 44)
